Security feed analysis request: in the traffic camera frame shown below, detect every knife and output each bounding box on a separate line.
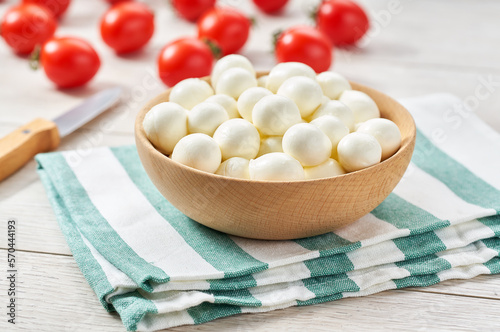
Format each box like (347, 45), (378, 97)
(0, 87), (122, 182)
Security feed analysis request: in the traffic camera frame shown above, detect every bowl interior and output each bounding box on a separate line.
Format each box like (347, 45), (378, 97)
(135, 76), (416, 240)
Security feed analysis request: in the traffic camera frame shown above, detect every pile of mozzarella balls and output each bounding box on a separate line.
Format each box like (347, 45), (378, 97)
(143, 55), (402, 181)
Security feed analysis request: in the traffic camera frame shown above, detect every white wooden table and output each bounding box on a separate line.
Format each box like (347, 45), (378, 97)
(1, 0), (500, 331)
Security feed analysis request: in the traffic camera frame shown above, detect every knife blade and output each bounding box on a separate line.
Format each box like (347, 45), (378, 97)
(0, 87), (122, 182)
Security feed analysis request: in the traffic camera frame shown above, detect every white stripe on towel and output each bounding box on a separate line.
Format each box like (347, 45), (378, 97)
(402, 94), (500, 190)
(335, 214), (402, 243)
(64, 148), (223, 281)
(393, 163), (496, 223)
(229, 236), (320, 268)
(248, 280), (316, 306)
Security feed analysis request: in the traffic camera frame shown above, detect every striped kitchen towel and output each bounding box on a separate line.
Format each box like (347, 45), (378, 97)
(36, 94), (500, 331)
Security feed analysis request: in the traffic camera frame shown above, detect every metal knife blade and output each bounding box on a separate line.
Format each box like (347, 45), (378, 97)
(53, 87), (122, 137)
(0, 87), (122, 182)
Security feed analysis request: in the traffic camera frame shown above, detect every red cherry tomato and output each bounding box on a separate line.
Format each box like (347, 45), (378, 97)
(197, 7), (250, 55)
(22, 0), (71, 18)
(0, 4), (57, 55)
(158, 37), (214, 87)
(252, 0), (288, 14)
(100, 2), (154, 54)
(39, 37), (101, 88)
(275, 25), (332, 73)
(316, 0), (369, 46)
(172, 0), (215, 22)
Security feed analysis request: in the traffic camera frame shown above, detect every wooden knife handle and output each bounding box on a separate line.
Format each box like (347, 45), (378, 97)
(0, 118), (60, 182)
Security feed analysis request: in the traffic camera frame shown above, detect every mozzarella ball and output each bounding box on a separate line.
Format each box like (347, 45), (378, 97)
(339, 90), (380, 123)
(143, 102), (187, 155)
(266, 62), (316, 93)
(237, 87), (273, 122)
(304, 158), (345, 180)
(216, 67), (257, 99)
(310, 115), (349, 159)
(356, 118), (402, 160)
(211, 54), (255, 88)
(282, 123), (332, 167)
(188, 102), (229, 136)
(204, 94), (240, 119)
(257, 75), (268, 88)
(215, 157), (250, 179)
(337, 132), (382, 172)
(309, 100), (355, 131)
(249, 153), (304, 181)
(171, 133), (222, 173)
(277, 76), (323, 118)
(316, 71), (352, 99)
(257, 136), (283, 157)
(252, 95), (302, 136)
(169, 78), (214, 110)
(354, 122), (364, 131)
(213, 119), (261, 160)
(320, 95), (331, 104)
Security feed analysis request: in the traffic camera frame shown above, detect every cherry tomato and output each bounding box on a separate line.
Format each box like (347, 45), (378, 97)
(172, 0), (215, 22)
(197, 7), (251, 55)
(39, 37), (101, 88)
(158, 37), (214, 87)
(0, 4), (57, 54)
(316, 0), (369, 46)
(22, 0), (71, 18)
(275, 25), (332, 73)
(100, 2), (154, 54)
(252, 0), (288, 14)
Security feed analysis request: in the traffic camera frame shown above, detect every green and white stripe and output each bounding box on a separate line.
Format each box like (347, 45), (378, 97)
(36, 94), (500, 331)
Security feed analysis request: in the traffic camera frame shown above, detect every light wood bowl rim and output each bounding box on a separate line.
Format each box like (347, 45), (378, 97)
(135, 79), (416, 185)
(134, 73), (417, 239)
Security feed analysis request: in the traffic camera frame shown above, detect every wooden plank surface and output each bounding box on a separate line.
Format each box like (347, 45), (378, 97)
(1, 0), (499, 331)
(1, 249), (499, 332)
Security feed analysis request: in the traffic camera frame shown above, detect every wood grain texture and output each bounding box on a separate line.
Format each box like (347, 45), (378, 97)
(1, 249), (499, 332)
(135, 81), (416, 240)
(0, 118), (59, 182)
(1, 0), (500, 330)
(0, 126), (134, 256)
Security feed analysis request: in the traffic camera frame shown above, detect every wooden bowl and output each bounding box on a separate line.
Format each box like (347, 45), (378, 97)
(135, 78), (416, 240)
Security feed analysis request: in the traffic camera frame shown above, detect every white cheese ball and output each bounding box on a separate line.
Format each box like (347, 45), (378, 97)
(309, 100), (355, 131)
(356, 118), (402, 160)
(316, 71), (352, 99)
(339, 90), (380, 124)
(304, 158), (345, 180)
(215, 157), (250, 179)
(188, 102), (229, 136)
(213, 119), (261, 160)
(266, 62), (316, 93)
(252, 95), (302, 136)
(169, 78), (214, 110)
(354, 122), (364, 131)
(337, 132), (382, 172)
(257, 75), (268, 88)
(257, 136), (283, 157)
(282, 123), (332, 167)
(237, 87), (273, 122)
(310, 115), (349, 159)
(211, 54), (255, 88)
(171, 133), (222, 173)
(215, 67), (257, 99)
(277, 76), (323, 118)
(204, 94), (239, 119)
(143, 102), (187, 155)
(249, 152), (304, 181)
